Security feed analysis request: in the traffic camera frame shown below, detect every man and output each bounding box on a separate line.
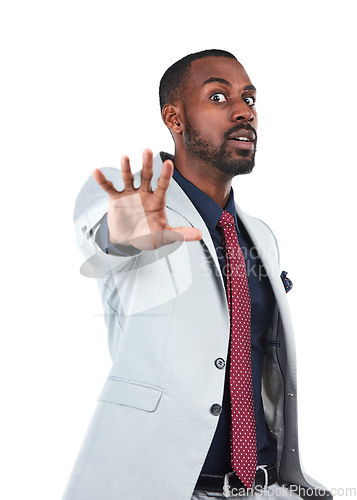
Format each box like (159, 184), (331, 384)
(64, 50), (332, 499)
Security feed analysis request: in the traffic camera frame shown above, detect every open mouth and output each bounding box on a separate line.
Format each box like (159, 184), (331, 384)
(227, 129), (256, 150)
(231, 137), (252, 142)
(228, 137), (254, 150)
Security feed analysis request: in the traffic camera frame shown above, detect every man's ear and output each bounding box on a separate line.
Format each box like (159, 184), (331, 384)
(161, 104), (183, 134)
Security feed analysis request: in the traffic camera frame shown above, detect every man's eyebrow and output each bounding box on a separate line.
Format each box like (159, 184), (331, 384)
(243, 84), (256, 92)
(202, 77), (232, 87)
(202, 78), (257, 93)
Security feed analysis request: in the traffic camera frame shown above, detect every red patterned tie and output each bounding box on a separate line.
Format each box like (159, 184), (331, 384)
(217, 211), (257, 489)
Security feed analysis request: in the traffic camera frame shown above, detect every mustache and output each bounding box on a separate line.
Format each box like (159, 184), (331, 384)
(223, 123), (257, 141)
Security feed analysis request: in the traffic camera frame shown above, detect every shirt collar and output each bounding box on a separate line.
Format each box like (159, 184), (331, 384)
(169, 159), (240, 233)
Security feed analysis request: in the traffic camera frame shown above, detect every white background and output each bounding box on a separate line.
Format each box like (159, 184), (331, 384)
(1, 1), (356, 498)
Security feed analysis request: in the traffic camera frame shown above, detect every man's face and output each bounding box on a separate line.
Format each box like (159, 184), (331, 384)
(181, 57), (258, 176)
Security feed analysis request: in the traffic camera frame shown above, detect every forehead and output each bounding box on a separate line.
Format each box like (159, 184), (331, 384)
(187, 56), (253, 91)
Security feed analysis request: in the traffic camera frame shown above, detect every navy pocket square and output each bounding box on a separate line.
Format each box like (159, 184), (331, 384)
(280, 271), (293, 293)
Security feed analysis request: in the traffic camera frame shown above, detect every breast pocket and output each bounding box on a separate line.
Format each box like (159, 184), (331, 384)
(97, 376), (163, 412)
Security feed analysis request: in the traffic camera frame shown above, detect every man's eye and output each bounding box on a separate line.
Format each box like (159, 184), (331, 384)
(210, 93), (227, 103)
(244, 96), (256, 106)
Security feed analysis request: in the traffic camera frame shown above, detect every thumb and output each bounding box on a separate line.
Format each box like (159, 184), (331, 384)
(170, 226), (202, 242)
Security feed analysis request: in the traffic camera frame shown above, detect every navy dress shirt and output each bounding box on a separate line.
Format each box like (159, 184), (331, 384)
(170, 166), (277, 474)
(96, 154), (277, 474)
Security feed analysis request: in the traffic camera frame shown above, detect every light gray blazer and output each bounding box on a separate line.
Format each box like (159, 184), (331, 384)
(63, 153), (331, 500)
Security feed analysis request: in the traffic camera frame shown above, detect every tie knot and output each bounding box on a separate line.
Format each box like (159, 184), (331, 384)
(217, 210), (235, 229)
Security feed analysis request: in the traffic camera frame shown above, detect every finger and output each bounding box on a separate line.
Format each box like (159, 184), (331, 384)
(172, 226), (202, 242)
(120, 156), (135, 191)
(153, 227), (202, 248)
(153, 159), (174, 202)
(140, 148), (154, 192)
(93, 168), (119, 197)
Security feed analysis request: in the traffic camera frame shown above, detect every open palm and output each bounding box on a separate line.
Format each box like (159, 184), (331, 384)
(93, 149), (202, 250)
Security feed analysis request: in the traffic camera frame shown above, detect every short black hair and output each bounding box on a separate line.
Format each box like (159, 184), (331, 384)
(159, 49), (237, 111)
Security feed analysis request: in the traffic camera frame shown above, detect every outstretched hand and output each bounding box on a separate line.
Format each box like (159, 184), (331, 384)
(92, 149), (202, 250)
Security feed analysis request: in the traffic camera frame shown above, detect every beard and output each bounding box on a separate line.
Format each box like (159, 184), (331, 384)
(183, 118), (257, 177)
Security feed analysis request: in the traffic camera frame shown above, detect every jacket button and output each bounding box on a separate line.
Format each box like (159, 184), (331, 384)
(210, 404), (222, 416)
(215, 358), (225, 369)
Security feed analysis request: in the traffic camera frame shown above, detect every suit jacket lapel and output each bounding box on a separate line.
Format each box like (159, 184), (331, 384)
(236, 205), (294, 334)
(150, 154), (225, 289)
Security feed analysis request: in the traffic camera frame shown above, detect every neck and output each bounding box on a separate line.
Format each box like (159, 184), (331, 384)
(173, 149), (232, 209)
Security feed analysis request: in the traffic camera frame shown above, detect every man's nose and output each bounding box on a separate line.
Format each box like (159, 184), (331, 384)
(230, 100), (255, 122)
